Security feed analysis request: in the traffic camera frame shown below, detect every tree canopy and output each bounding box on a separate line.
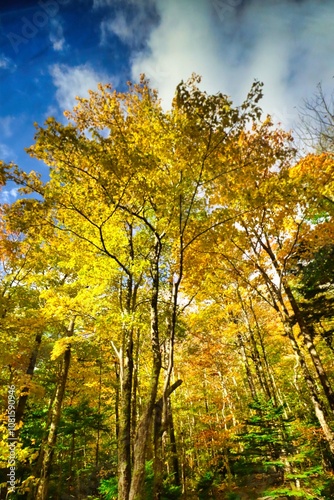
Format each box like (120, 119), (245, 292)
(1, 75), (334, 500)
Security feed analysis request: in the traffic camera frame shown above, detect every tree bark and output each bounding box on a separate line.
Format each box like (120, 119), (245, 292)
(34, 318), (75, 500)
(131, 329), (140, 463)
(283, 319), (334, 458)
(15, 331), (43, 430)
(117, 270), (135, 500)
(238, 333), (257, 400)
(238, 293), (272, 400)
(259, 234), (334, 414)
(129, 238), (162, 500)
(169, 400), (181, 488)
(153, 381), (183, 499)
(284, 282), (334, 414)
(96, 358), (102, 468)
(118, 334), (133, 500)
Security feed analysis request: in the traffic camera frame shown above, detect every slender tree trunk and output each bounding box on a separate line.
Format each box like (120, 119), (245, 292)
(118, 331), (133, 500)
(180, 428), (187, 499)
(131, 329), (140, 463)
(238, 294), (272, 399)
(256, 324), (282, 409)
(35, 318), (75, 500)
(96, 359), (102, 468)
(238, 333), (257, 399)
(283, 319), (334, 458)
(153, 265), (181, 499)
(129, 237), (162, 500)
(129, 378), (159, 500)
(260, 236), (334, 414)
(15, 331), (43, 429)
(284, 282), (334, 413)
(169, 400), (181, 488)
(117, 270), (135, 500)
(68, 430), (75, 496)
(248, 326), (272, 399)
(115, 361), (120, 442)
(153, 396), (163, 500)
(153, 381), (183, 500)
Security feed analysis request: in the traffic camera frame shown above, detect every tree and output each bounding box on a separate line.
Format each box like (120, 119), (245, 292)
(297, 83), (334, 152)
(180, 115), (334, 459)
(3, 74), (290, 500)
(4, 75), (334, 498)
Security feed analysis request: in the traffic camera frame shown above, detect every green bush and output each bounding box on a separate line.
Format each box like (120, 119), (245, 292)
(98, 476), (118, 500)
(99, 461), (182, 499)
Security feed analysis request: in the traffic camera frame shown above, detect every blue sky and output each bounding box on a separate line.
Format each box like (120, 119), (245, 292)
(0, 0), (334, 201)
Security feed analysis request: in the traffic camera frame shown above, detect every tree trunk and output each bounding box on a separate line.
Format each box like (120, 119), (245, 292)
(118, 332), (133, 500)
(153, 380), (183, 499)
(115, 361), (120, 442)
(96, 358), (102, 468)
(129, 380), (159, 500)
(238, 333), (257, 399)
(69, 430), (75, 495)
(256, 323), (283, 409)
(153, 395), (163, 500)
(129, 237), (162, 500)
(283, 319), (334, 458)
(169, 400), (181, 488)
(117, 271), (135, 500)
(152, 260), (182, 499)
(237, 293), (272, 400)
(259, 235), (334, 414)
(34, 318), (75, 500)
(131, 329), (140, 463)
(284, 282), (334, 414)
(248, 326), (272, 399)
(15, 331), (43, 430)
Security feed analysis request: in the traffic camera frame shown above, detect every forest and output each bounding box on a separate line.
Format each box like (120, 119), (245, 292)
(0, 75), (334, 500)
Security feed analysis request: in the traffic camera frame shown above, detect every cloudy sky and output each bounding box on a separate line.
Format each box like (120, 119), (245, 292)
(0, 0), (333, 199)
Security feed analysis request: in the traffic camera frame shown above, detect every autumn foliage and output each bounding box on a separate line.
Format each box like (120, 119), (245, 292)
(1, 75), (334, 499)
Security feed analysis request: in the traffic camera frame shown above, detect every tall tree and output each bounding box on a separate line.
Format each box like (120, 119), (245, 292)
(5, 75), (284, 499)
(5, 76), (333, 498)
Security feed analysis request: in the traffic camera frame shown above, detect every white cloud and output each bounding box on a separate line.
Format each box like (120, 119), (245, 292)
(0, 143), (15, 162)
(0, 58), (9, 69)
(50, 63), (117, 111)
(99, 0), (157, 48)
(0, 55), (16, 71)
(131, 0), (221, 101)
(0, 116), (15, 138)
(0, 188), (18, 204)
(101, 12), (131, 45)
(49, 19), (66, 52)
(44, 105), (60, 120)
(0, 191), (10, 204)
(130, 0), (334, 129)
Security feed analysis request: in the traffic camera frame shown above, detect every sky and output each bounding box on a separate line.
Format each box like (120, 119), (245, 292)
(0, 0), (333, 202)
